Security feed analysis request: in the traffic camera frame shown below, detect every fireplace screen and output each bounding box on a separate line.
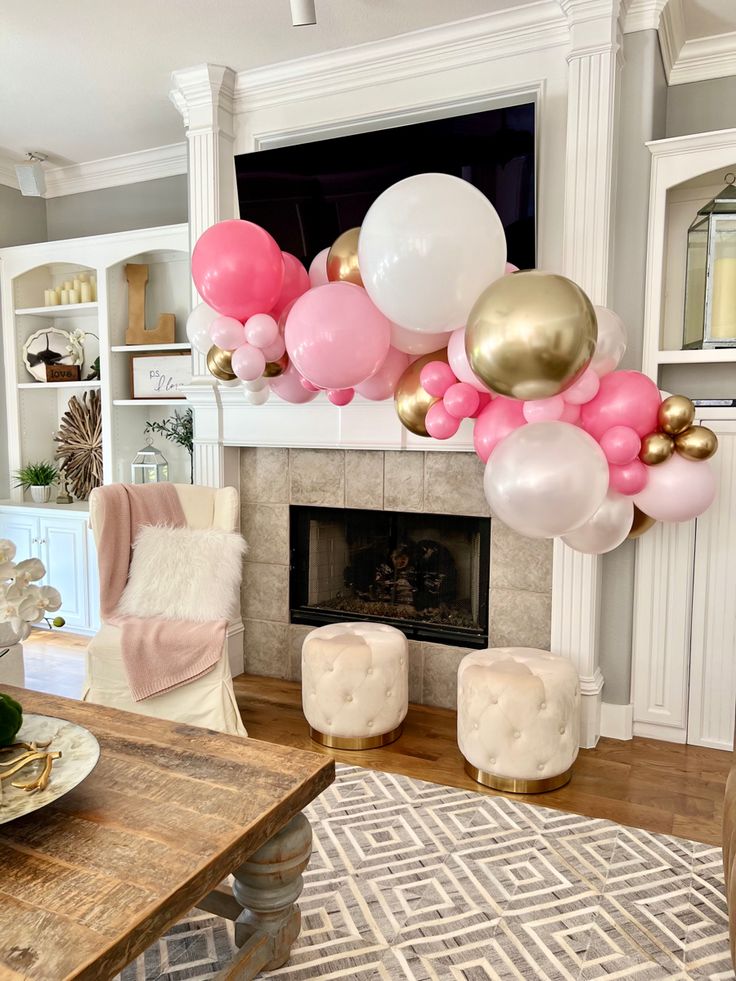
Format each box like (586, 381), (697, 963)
(290, 506), (490, 647)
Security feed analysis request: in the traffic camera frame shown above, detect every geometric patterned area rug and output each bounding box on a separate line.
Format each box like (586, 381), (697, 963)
(118, 763), (732, 980)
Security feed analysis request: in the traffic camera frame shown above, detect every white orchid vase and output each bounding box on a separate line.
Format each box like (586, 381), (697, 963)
(0, 539), (63, 648)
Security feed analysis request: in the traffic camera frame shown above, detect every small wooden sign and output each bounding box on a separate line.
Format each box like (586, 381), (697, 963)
(130, 351), (190, 399)
(45, 363), (81, 383)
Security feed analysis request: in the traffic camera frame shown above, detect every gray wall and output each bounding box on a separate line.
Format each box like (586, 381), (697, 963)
(666, 76), (736, 138)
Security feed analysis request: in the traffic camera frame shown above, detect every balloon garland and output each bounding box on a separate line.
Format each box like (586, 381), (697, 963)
(189, 172), (718, 556)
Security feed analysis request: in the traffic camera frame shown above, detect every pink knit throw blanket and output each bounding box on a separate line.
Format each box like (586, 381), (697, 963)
(94, 483), (226, 701)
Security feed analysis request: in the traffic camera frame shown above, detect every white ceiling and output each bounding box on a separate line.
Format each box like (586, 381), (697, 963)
(682, 0), (736, 39)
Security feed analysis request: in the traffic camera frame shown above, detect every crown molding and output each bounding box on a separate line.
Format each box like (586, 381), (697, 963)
(621, 0), (668, 34)
(668, 30), (736, 85)
(170, 64), (236, 131)
(646, 125), (736, 158)
(0, 157), (19, 190)
(658, 0), (685, 80)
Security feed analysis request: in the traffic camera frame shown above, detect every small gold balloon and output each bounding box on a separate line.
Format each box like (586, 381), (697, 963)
(327, 227), (363, 287)
(658, 395), (695, 435)
(674, 425), (718, 461)
(639, 431), (674, 466)
(465, 270), (597, 400)
(206, 344), (237, 381)
(263, 352), (289, 378)
(628, 505), (657, 540)
(394, 348), (448, 438)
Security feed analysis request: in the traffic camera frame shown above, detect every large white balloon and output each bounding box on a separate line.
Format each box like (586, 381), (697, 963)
(359, 173), (507, 334)
(591, 306), (627, 377)
(562, 492), (633, 554)
(484, 421), (609, 539)
(390, 321), (452, 356)
(186, 302), (219, 355)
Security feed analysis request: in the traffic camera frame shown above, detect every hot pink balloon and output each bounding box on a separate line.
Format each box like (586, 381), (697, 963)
(270, 252), (310, 320)
(634, 455), (716, 522)
(505, 262), (519, 274)
(563, 367), (600, 406)
(609, 460), (648, 496)
(600, 426), (640, 465)
(262, 336), (286, 361)
(580, 370), (661, 442)
(285, 282), (391, 390)
(523, 395), (564, 423)
(192, 219), (284, 321)
(271, 361), (319, 404)
(560, 401), (581, 424)
(209, 315), (246, 351)
(231, 343), (266, 382)
(356, 346), (410, 401)
(472, 392), (492, 418)
(420, 361), (456, 398)
(390, 321), (452, 355)
(426, 401), (461, 440)
(448, 327), (494, 394)
(473, 396), (526, 464)
(308, 248), (330, 288)
(245, 313), (279, 350)
(444, 383), (480, 420)
(328, 387), (355, 406)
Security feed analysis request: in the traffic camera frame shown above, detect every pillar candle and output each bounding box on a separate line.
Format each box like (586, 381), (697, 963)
(60, 289), (70, 305)
(710, 257), (736, 340)
(44, 289), (51, 306)
(90, 275), (97, 301)
(78, 272), (88, 283)
(73, 278), (81, 292)
(49, 290), (60, 305)
(63, 280), (73, 290)
(69, 288), (80, 304)
(80, 282), (92, 303)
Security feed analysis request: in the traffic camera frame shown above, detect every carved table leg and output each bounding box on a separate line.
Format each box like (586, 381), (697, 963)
(222, 812), (312, 979)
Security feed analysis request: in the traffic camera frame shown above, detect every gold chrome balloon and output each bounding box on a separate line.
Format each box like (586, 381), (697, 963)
(658, 395), (695, 435)
(465, 270), (597, 400)
(206, 345), (237, 381)
(327, 227), (363, 287)
(628, 505), (656, 540)
(394, 348), (448, 438)
(674, 425), (718, 461)
(639, 431), (674, 466)
(263, 352), (289, 378)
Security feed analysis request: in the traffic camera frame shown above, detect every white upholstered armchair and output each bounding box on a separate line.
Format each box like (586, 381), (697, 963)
(84, 484), (246, 736)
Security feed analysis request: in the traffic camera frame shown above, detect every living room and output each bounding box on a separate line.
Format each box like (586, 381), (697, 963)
(1, 1), (736, 978)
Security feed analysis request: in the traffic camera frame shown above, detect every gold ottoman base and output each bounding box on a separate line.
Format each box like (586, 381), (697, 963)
(463, 758), (573, 794)
(309, 723), (403, 751)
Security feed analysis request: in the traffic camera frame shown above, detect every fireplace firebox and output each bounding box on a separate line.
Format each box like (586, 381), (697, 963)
(290, 505), (490, 647)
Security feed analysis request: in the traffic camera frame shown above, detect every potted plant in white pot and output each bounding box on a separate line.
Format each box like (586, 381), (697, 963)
(13, 461), (58, 504)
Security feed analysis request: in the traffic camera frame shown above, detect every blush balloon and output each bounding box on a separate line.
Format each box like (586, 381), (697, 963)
(420, 361), (456, 398)
(505, 262), (519, 274)
(262, 336), (286, 361)
(473, 396), (526, 464)
(608, 459), (648, 496)
(563, 366), (600, 405)
(231, 343), (267, 382)
(425, 401), (461, 440)
(245, 314), (279, 350)
(308, 248), (330, 288)
(209, 315), (246, 351)
(355, 347), (410, 401)
(270, 252), (310, 320)
(523, 395), (564, 423)
(444, 383), (480, 420)
(447, 327), (494, 394)
(580, 370), (661, 442)
(271, 361), (319, 404)
(634, 455), (716, 522)
(300, 378), (321, 392)
(600, 426), (640, 465)
(390, 321), (453, 355)
(328, 388), (355, 406)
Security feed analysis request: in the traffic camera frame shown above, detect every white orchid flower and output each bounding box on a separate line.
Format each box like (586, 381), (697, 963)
(38, 586), (62, 612)
(0, 561), (16, 581)
(0, 540), (16, 562)
(14, 557), (46, 582)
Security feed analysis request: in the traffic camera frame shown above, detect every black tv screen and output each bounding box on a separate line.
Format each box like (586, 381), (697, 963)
(235, 102), (536, 271)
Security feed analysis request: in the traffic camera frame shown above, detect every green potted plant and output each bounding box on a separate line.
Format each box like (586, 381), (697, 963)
(145, 409), (194, 483)
(13, 461), (59, 504)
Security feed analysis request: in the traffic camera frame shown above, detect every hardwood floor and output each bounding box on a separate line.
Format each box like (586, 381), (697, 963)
(13, 630), (732, 846)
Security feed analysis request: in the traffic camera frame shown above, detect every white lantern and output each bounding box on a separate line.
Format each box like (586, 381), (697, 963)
(130, 437), (169, 484)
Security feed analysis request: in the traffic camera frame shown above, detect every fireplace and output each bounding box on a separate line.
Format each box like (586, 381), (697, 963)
(290, 505), (490, 647)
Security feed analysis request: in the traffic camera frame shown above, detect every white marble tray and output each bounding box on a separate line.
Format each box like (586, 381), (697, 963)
(0, 713), (100, 824)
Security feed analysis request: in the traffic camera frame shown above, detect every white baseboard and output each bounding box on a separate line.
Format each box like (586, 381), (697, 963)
(600, 701), (633, 740)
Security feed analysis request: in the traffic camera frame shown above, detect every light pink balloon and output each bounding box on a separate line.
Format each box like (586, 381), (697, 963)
(523, 395), (564, 423)
(270, 252), (310, 320)
(505, 262), (519, 274)
(448, 327), (494, 394)
(600, 426), (640, 465)
(262, 336), (286, 361)
(390, 322), (452, 356)
(271, 361), (319, 404)
(563, 367), (600, 406)
(355, 346), (410, 401)
(209, 315), (246, 351)
(560, 401), (581, 424)
(308, 248), (330, 288)
(473, 396), (526, 463)
(591, 306), (627, 377)
(245, 313), (279, 350)
(634, 455), (716, 522)
(608, 460), (648, 496)
(426, 401), (461, 440)
(420, 361), (456, 398)
(285, 282), (391, 390)
(580, 370), (661, 442)
(444, 383), (480, 420)
(301, 378), (321, 392)
(328, 387), (355, 406)
(192, 219), (284, 321)
(231, 343), (266, 382)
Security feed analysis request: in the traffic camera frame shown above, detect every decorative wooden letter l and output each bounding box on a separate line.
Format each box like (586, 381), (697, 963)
(125, 263), (176, 345)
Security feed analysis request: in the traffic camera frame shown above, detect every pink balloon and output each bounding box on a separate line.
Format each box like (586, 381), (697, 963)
(231, 343), (266, 382)
(300, 378), (321, 392)
(426, 401), (461, 440)
(192, 219), (284, 321)
(523, 395), (564, 423)
(271, 361), (319, 404)
(209, 315), (246, 351)
(600, 426), (640, 465)
(328, 387), (355, 406)
(563, 367), (600, 405)
(308, 248), (330, 288)
(505, 262), (519, 274)
(608, 460), (648, 496)
(262, 336), (286, 361)
(444, 383), (480, 420)
(472, 392), (492, 418)
(448, 327), (494, 393)
(245, 314), (279, 350)
(420, 361), (456, 398)
(356, 346), (410, 401)
(390, 321), (452, 355)
(270, 252), (310, 320)
(634, 455), (716, 522)
(473, 396), (526, 463)
(285, 282), (391, 390)
(560, 401), (581, 424)
(580, 370), (661, 442)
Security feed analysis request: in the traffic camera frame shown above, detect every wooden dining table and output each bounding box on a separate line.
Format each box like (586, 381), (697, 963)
(0, 686), (335, 981)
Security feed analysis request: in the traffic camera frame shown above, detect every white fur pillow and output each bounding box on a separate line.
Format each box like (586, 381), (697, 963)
(117, 526), (247, 622)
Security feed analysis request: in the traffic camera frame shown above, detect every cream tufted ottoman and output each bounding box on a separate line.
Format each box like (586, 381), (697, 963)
(302, 622), (409, 750)
(458, 648), (580, 793)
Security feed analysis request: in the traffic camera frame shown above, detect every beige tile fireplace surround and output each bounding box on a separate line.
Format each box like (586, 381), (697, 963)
(239, 448), (552, 709)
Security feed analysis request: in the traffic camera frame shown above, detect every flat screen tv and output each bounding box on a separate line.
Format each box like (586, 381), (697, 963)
(234, 102), (535, 270)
